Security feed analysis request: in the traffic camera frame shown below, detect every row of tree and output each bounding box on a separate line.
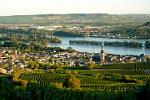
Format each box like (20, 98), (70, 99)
(69, 40), (144, 48)
(145, 41), (150, 49)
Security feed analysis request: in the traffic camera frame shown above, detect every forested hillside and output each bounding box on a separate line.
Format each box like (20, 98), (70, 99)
(113, 22), (150, 38)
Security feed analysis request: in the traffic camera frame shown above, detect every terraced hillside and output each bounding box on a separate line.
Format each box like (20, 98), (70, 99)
(19, 62), (150, 91)
(1, 62), (150, 99)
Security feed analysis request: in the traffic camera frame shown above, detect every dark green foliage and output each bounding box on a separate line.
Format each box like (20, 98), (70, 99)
(1, 61), (150, 100)
(0, 74), (139, 100)
(66, 47), (76, 53)
(54, 31), (84, 37)
(48, 37), (61, 43)
(145, 41), (150, 49)
(69, 40), (102, 46)
(113, 22), (150, 39)
(143, 22), (150, 26)
(137, 79), (150, 100)
(20, 73), (67, 85)
(0, 28), (62, 52)
(13, 78), (29, 87)
(98, 62), (150, 70)
(69, 40), (143, 48)
(120, 75), (137, 83)
(104, 41), (143, 48)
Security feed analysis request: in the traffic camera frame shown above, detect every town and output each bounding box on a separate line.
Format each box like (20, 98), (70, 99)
(0, 1), (150, 99)
(0, 46), (150, 75)
(0, 23), (123, 38)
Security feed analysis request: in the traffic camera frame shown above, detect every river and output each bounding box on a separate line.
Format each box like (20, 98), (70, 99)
(49, 37), (150, 55)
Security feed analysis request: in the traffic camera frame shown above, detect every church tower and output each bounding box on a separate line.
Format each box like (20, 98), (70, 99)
(8, 55), (15, 74)
(100, 43), (105, 64)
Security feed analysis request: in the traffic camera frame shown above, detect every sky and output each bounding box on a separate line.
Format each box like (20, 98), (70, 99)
(0, 0), (150, 16)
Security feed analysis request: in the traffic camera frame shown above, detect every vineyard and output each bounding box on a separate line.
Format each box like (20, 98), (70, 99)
(19, 62), (150, 93)
(0, 62), (149, 99)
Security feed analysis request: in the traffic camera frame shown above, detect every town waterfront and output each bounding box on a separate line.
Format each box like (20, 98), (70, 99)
(50, 37), (150, 55)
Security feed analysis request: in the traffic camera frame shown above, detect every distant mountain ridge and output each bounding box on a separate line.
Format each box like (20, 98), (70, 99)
(0, 14), (150, 25)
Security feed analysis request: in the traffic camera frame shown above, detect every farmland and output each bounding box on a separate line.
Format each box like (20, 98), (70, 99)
(1, 61), (150, 100)
(10, 62), (149, 99)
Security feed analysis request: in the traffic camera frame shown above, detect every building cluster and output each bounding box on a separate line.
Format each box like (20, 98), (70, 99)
(0, 48), (91, 74)
(0, 24), (114, 37)
(0, 47), (150, 74)
(93, 48), (150, 64)
(61, 25), (111, 36)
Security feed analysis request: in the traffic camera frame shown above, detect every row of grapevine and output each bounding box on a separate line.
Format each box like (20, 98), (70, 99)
(20, 73), (67, 86)
(99, 62), (150, 69)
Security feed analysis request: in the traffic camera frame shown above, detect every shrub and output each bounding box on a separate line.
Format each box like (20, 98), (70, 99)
(87, 62), (96, 69)
(137, 79), (150, 100)
(11, 68), (22, 79)
(63, 74), (80, 89)
(71, 71), (79, 75)
(121, 75), (130, 81)
(111, 74), (122, 80)
(65, 70), (71, 74)
(19, 80), (29, 86)
(13, 78), (28, 87)
(53, 83), (63, 88)
(121, 75), (137, 83)
(95, 73), (103, 79)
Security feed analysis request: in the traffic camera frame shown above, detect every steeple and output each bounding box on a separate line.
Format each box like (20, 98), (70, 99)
(100, 42), (105, 64)
(8, 55), (15, 74)
(101, 43), (104, 53)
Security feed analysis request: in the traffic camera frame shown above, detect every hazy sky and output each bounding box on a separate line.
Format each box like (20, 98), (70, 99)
(0, 0), (150, 16)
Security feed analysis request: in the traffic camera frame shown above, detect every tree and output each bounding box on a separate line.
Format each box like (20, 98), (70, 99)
(28, 61), (39, 69)
(137, 79), (150, 100)
(51, 63), (62, 69)
(145, 41), (150, 49)
(87, 61), (96, 69)
(66, 47), (75, 53)
(63, 74), (80, 88)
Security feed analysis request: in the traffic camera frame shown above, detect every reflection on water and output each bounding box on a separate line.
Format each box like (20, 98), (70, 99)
(49, 37), (150, 55)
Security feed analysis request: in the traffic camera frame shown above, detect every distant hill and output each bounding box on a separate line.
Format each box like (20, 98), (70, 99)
(0, 14), (150, 25)
(113, 22), (150, 39)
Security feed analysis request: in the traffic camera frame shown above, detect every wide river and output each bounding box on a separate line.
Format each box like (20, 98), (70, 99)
(49, 37), (150, 55)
